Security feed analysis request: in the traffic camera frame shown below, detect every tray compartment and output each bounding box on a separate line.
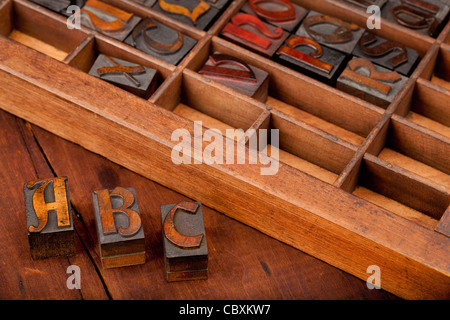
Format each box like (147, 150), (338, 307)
(0, 0), (90, 61)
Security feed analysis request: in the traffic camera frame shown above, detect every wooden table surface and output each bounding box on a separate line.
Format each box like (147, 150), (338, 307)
(0, 108), (399, 300)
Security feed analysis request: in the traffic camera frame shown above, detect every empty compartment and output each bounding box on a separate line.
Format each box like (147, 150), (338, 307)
(261, 112), (358, 185)
(402, 78), (450, 139)
(430, 43), (450, 90)
(187, 36), (384, 148)
(353, 153), (449, 229)
(371, 116), (450, 190)
(0, 0), (89, 61)
(154, 68), (268, 142)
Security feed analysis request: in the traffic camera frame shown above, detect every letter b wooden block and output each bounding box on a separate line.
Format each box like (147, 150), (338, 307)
(161, 201), (208, 282)
(92, 187), (145, 268)
(24, 177), (75, 260)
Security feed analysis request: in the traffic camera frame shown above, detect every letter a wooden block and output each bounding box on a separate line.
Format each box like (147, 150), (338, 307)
(161, 201), (208, 282)
(92, 187), (145, 268)
(24, 177), (75, 260)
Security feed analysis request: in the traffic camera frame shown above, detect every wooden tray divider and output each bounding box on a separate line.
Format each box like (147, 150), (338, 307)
(103, 0), (206, 40)
(0, 0), (13, 36)
(148, 66), (183, 110)
(436, 206), (450, 237)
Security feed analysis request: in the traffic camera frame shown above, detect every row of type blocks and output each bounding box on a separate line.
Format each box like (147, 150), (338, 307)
(27, 0), (450, 107)
(24, 177), (208, 282)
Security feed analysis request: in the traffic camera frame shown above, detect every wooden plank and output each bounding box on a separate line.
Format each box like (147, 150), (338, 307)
(0, 110), (108, 299)
(436, 206), (450, 237)
(0, 38), (448, 299)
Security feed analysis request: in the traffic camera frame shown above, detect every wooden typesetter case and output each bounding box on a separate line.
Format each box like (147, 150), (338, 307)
(0, 0), (449, 299)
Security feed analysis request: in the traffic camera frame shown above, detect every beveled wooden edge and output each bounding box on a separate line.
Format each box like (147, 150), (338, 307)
(436, 206), (450, 237)
(1, 36), (449, 299)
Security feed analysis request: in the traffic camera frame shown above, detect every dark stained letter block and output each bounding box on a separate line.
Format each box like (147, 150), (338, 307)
(198, 53), (270, 101)
(295, 11), (365, 54)
(80, 0), (141, 41)
(152, 0), (220, 30)
(124, 18), (197, 65)
(337, 57), (408, 107)
(221, 12), (289, 58)
(88, 54), (158, 99)
(275, 35), (347, 86)
(381, 0), (450, 37)
(352, 31), (420, 76)
(93, 187), (145, 268)
(161, 201), (208, 282)
(240, 0), (309, 32)
(24, 177), (75, 260)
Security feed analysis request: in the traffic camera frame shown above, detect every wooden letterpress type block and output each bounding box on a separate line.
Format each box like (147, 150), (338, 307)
(24, 177), (75, 260)
(124, 18), (197, 65)
(241, 0), (309, 32)
(80, 0), (141, 41)
(152, 0), (220, 30)
(381, 0), (450, 37)
(92, 187), (145, 268)
(161, 201), (208, 282)
(340, 0), (387, 10)
(352, 31), (420, 76)
(221, 13), (289, 58)
(337, 57), (408, 107)
(275, 36), (347, 86)
(29, 0), (87, 16)
(295, 11), (365, 54)
(198, 53), (270, 101)
(88, 54), (158, 99)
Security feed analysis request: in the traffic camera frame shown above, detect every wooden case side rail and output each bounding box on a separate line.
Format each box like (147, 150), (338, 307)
(0, 37), (449, 299)
(210, 36), (384, 138)
(103, 0), (206, 40)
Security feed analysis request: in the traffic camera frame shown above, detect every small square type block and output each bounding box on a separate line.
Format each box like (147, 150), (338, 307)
(93, 187), (145, 269)
(381, 0), (450, 37)
(161, 201), (208, 282)
(295, 11), (365, 54)
(24, 177), (75, 260)
(198, 52), (270, 101)
(88, 54), (158, 99)
(80, 0), (141, 41)
(124, 18), (197, 65)
(221, 12), (289, 58)
(352, 31), (420, 76)
(152, 0), (221, 30)
(241, 0), (309, 32)
(340, 0), (387, 10)
(275, 35), (348, 86)
(337, 57), (408, 107)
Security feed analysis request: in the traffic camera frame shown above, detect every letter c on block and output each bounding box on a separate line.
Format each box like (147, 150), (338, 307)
(163, 200), (204, 248)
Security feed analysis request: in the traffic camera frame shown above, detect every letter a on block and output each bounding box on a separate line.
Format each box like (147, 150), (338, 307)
(27, 177), (70, 233)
